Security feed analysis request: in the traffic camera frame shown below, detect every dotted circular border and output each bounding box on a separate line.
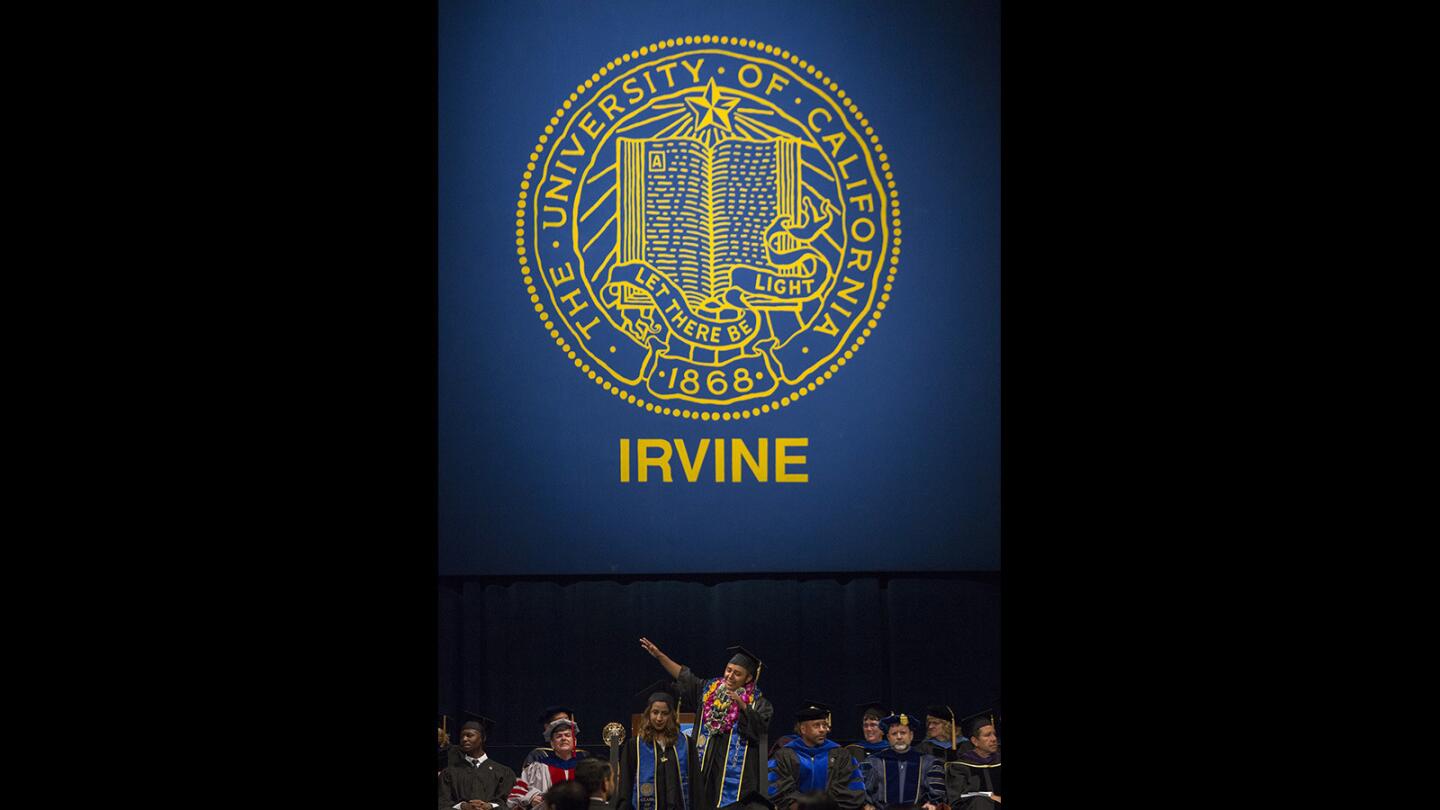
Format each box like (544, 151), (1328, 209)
(516, 36), (902, 420)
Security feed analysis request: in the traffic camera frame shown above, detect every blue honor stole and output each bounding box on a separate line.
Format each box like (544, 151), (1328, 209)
(634, 735), (690, 810)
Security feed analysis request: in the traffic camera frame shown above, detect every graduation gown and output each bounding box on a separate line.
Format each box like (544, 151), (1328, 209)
(617, 734), (698, 810)
(860, 747), (944, 810)
(767, 739), (867, 810)
(440, 748), (518, 810)
(674, 667), (774, 810)
(943, 751), (1001, 809)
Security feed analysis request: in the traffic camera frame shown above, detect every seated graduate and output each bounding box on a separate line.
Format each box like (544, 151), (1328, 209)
(862, 713), (944, 810)
(440, 712), (519, 810)
(844, 702), (891, 766)
(618, 680), (698, 810)
(525, 706), (589, 768)
(511, 717), (589, 808)
(914, 707), (959, 760)
(767, 701), (867, 810)
(639, 638), (774, 810)
(575, 758), (614, 810)
(943, 710), (1000, 808)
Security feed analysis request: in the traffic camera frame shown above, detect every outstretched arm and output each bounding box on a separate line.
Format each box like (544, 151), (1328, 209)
(639, 637), (683, 679)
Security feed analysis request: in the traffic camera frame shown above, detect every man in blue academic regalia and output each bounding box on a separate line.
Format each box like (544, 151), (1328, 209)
(767, 701), (866, 810)
(862, 713), (944, 810)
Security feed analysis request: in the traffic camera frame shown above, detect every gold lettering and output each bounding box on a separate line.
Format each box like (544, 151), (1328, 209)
(836, 276), (865, 305)
(579, 112), (602, 139)
(849, 193), (874, 213)
(823, 131), (846, 157)
(847, 249), (873, 273)
(656, 63), (678, 87)
(560, 133), (586, 157)
(808, 107), (833, 132)
(737, 64), (763, 88)
(766, 73), (790, 95)
(619, 439), (630, 482)
(851, 217), (875, 242)
(638, 439), (673, 483)
(598, 94), (624, 121)
(814, 312), (839, 337)
(681, 58), (704, 83)
(619, 76), (642, 102)
(775, 438), (808, 483)
(731, 438), (768, 482)
(675, 439), (711, 482)
(549, 261), (576, 286)
(836, 153), (859, 178)
(560, 287), (589, 316)
(545, 175), (572, 203)
(574, 316), (599, 340)
(541, 205), (567, 229)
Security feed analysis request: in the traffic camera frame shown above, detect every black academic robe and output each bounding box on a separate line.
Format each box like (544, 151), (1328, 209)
(767, 741), (867, 810)
(617, 734), (699, 810)
(674, 667), (774, 810)
(943, 752), (1001, 809)
(439, 748), (518, 810)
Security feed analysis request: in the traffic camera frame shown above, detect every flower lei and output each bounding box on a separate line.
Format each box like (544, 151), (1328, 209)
(700, 678), (759, 734)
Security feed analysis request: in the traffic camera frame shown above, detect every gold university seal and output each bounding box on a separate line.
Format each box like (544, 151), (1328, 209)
(518, 37), (902, 420)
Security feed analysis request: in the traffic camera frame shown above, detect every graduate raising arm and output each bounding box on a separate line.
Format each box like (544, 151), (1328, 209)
(639, 637), (684, 680)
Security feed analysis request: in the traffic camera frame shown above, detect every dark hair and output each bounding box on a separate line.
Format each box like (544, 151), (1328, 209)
(545, 781), (589, 810)
(640, 701), (680, 744)
(576, 758), (612, 797)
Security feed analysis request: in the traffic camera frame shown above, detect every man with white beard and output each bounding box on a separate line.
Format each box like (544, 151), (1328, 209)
(861, 714), (944, 810)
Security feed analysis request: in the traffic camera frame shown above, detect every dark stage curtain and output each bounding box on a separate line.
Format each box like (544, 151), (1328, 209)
(438, 573), (999, 769)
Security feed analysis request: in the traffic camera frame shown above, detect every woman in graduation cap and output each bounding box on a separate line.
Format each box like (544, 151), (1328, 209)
(618, 680), (699, 810)
(639, 638), (775, 810)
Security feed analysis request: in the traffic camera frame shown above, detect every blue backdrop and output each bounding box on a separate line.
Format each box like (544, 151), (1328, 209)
(440, 0), (999, 575)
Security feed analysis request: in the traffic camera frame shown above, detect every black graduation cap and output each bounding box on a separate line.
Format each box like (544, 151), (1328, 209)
(461, 710), (496, 737)
(727, 645), (763, 681)
(878, 712), (917, 732)
(959, 708), (998, 739)
(540, 705), (576, 726)
(856, 701), (886, 721)
(795, 700), (832, 723)
(635, 678), (681, 712)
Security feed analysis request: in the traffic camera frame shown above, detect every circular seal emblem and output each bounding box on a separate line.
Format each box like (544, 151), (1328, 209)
(517, 36), (902, 420)
(602, 722), (626, 746)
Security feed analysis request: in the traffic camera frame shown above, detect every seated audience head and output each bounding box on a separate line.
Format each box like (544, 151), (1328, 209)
(925, 705), (955, 747)
(544, 717), (579, 758)
(961, 709), (999, 755)
(794, 701), (832, 747)
(544, 780), (589, 810)
(460, 712), (496, 756)
(857, 701), (886, 744)
(880, 712), (917, 753)
(575, 758), (613, 800)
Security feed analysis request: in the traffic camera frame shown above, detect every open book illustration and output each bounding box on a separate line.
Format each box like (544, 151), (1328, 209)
(616, 136), (803, 307)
